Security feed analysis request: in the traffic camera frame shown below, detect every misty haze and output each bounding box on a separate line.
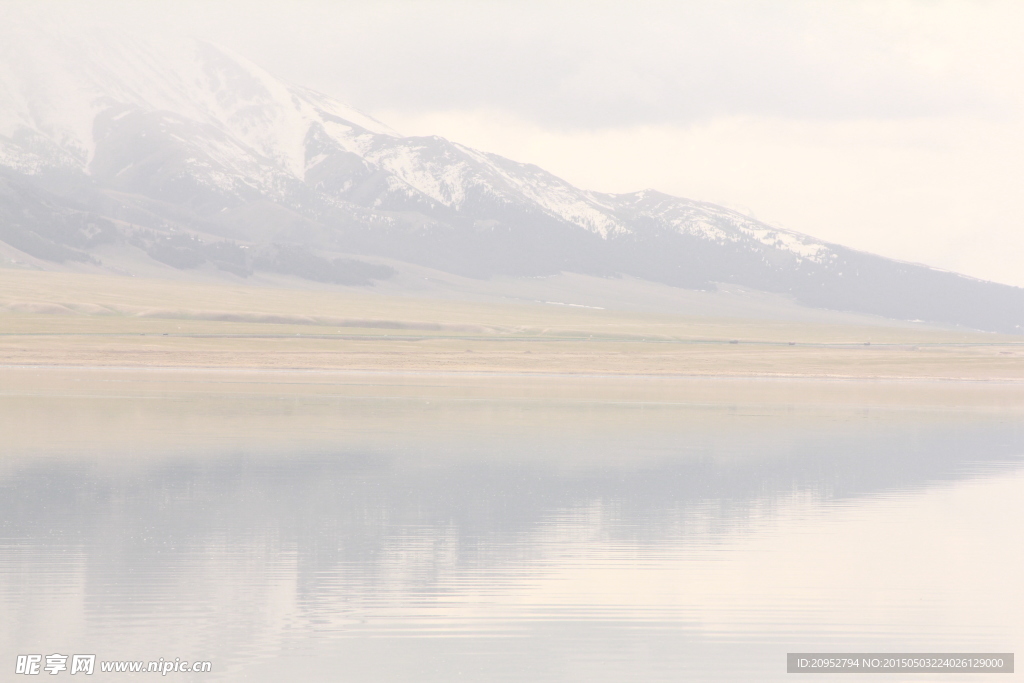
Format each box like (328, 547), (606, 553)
(1, 2), (1022, 682)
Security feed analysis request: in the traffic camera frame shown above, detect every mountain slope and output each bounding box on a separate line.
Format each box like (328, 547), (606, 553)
(0, 26), (1021, 333)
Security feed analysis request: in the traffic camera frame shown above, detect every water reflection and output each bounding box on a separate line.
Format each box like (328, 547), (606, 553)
(1, 369), (1022, 681)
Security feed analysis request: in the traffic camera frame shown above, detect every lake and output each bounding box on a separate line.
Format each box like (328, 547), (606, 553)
(1, 368), (1021, 681)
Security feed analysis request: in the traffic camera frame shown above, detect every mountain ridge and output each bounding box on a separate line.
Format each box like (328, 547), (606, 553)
(1, 30), (1021, 333)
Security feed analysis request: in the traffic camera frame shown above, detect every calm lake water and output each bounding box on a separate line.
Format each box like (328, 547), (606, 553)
(1, 368), (1022, 681)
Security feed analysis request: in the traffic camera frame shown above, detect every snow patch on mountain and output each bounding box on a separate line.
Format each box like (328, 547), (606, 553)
(362, 137), (475, 208)
(448, 145), (630, 237)
(614, 190), (833, 262)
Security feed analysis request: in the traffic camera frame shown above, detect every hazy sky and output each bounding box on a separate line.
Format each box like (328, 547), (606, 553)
(9, 0), (1024, 286)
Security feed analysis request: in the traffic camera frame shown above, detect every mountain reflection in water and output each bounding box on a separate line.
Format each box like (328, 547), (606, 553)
(1, 369), (1022, 681)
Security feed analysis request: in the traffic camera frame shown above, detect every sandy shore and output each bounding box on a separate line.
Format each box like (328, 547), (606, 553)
(2, 268), (1022, 380)
(3, 332), (1024, 380)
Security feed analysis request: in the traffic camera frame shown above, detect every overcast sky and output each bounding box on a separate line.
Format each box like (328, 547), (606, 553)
(10, 0), (1024, 286)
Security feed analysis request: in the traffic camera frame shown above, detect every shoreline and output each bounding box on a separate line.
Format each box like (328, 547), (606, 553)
(3, 361), (1024, 383)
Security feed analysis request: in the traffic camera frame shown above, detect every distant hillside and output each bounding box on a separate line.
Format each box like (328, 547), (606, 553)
(1, 28), (1021, 332)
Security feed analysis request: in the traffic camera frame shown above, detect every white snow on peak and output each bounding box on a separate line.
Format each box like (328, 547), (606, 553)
(0, 18), (837, 263)
(185, 42), (395, 180)
(0, 24), (394, 184)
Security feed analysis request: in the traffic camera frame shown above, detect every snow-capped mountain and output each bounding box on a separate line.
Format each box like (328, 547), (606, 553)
(1, 26), (1021, 332)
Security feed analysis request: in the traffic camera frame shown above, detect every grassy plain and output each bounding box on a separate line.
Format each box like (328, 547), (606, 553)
(1, 268), (1022, 380)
